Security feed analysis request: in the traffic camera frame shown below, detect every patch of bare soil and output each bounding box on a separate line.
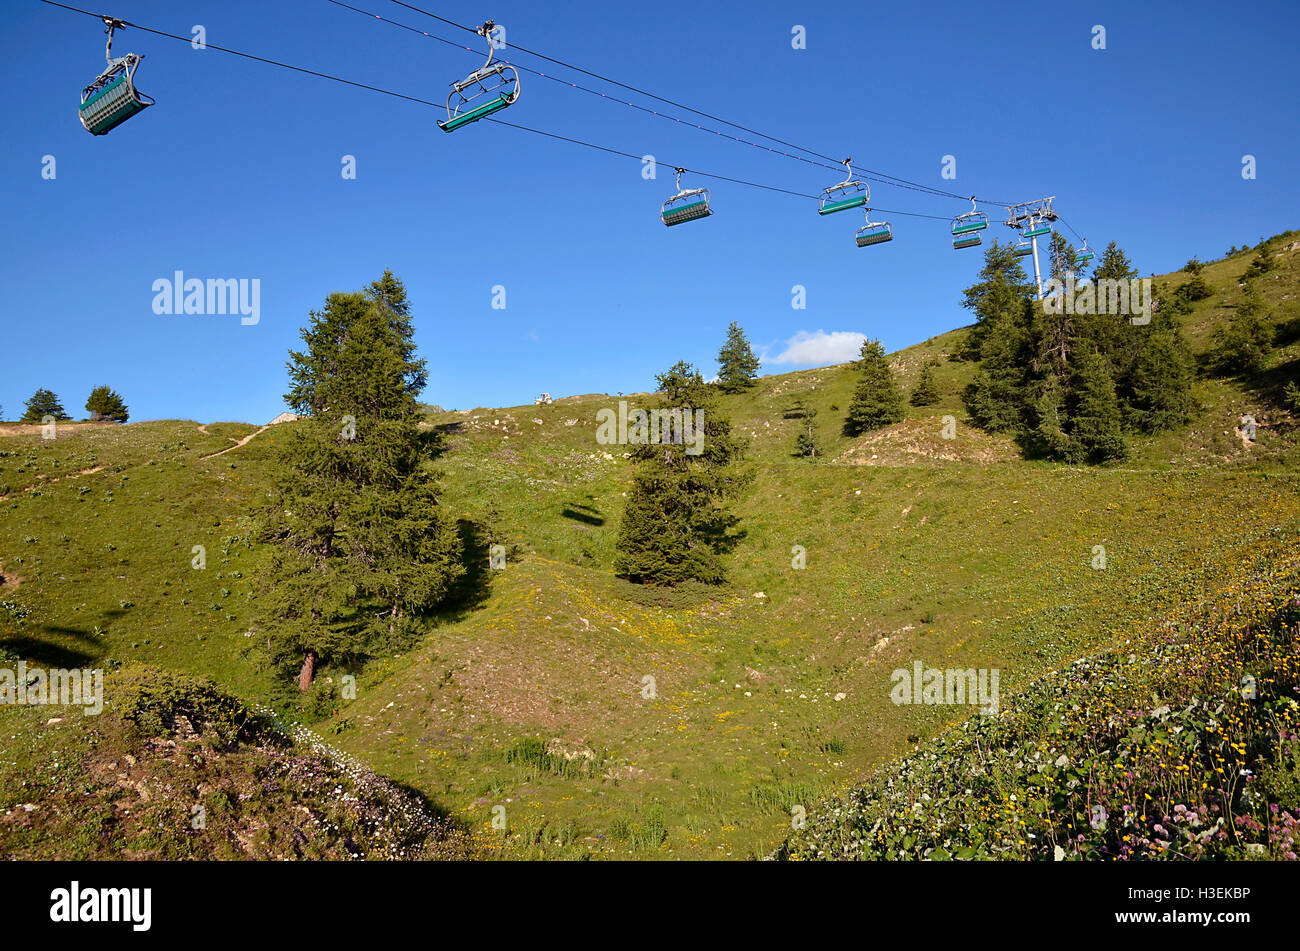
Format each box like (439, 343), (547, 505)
(0, 465), (106, 502)
(0, 422), (117, 438)
(200, 426), (270, 460)
(836, 417), (1019, 467)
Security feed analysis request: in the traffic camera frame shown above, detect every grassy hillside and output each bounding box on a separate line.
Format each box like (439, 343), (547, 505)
(2, 240), (1297, 859)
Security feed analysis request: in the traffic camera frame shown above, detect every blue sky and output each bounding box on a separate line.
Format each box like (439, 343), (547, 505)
(2, 0), (1297, 422)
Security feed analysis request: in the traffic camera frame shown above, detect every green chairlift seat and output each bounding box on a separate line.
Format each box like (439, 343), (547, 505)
(819, 193), (867, 216)
(438, 91), (513, 132)
(662, 198), (711, 226)
(953, 234), (983, 249)
(79, 69), (153, 135)
(856, 223), (893, 247)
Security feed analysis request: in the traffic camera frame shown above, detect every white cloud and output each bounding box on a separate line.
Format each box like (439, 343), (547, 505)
(765, 330), (866, 367)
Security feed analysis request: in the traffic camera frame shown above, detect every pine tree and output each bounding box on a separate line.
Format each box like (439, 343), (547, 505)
(1067, 347), (1128, 462)
(20, 389), (70, 422)
(1213, 282), (1274, 374)
(1244, 242), (1275, 279)
(1048, 231), (1080, 281)
(843, 340), (904, 436)
(613, 361), (749, 585)
(1093, 242), (1139, 283)
(957, 240), (1034, 361)
(1283, 381), (1300, 413)
(285, 268), (427, 416)
(85, 385), (129, 423)
(963, 295), (1033, 432)
(261, 281), (462, 691)
(790, 402), (820, 458)
(909, 358), (941, 406)
(1121, 317), (1197, 433)
(716, 321), (761, 393)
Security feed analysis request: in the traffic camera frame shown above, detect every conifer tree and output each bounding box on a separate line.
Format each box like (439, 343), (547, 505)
(1213, 282), (1274, 374)
(1048, 232), (1080, 281)
(614, 361), (749, 585)
(1067, 347), (1128, 462)
(963, 295), (1033, 432)
(716, 321), (761, 393)
(261, 280), (462, 691)
(1121, 318), (1197, 433)
(843, 339), (904, 436)
(85, 385), (129, 422)
(1244, 242), (1275, 279)
(957, 240), (1033, 361)
(790, 401), (820, 458)
(20, 389), (70, 422)
(285, 269), (428, 416)
(909, 358), (941, 406)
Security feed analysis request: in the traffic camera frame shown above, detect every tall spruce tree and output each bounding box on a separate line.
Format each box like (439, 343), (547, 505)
(716, 321), (761, 393)
(285, 268), (428, 416)
(613, 361), (749, 585)
(20, 389), (70, 422)
(261, 281), (462, 691)
(1048, 231), (1080, 281)
(85, 385), (129, 422)
(1122, 317), (1197, 433)
(1066, 347), (1128, 462)
(843, 339), (904, 436)
(957, 240), (1034, 361)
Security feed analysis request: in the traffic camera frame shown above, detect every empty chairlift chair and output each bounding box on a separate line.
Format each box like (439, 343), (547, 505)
(79, 17), (153, 135)
(951, 198), (988, 249)
(818, 158), (869, 216)
(1012, 238), (1033, 257)
(661, 168), (712, 226)
(438, 20), (520, 133)
(1023, 216), (1053, 238)
(1077, 240), (1095, 266)
(855, 209), (893, 247)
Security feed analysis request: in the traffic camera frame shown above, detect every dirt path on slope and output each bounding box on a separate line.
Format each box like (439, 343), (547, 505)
(200, 426), (271, 460)
(0, 465), (106, 503)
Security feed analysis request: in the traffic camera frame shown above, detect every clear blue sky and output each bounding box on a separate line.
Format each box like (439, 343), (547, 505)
(3, 0), (1297, 422)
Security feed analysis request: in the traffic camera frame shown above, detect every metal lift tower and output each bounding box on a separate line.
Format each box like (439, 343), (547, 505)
(1004, 198), (1060, 300)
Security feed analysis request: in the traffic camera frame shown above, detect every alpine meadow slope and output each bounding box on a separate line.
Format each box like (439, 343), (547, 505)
(1, 235), (1298, 860)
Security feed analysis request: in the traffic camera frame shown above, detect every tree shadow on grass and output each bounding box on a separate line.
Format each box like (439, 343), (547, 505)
(427, 518), (495, 624)
(562, 502), (604, 527)
(0, 636), (98, 668)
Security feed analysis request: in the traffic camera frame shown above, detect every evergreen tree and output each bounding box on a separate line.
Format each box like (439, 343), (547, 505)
(1048, 231), (1080, 281)
(957, 240), (1033, 361)
(613, 361), (749, 585)
(963, 294), (1034, 432)
(843, 339), (904, 436)
(1074, 241), (1142, 386)
(716, 321), (761, 393)
(285, 268), (428, 416)
(909, 357), (941, 406)
(1244, 242), (1275, 279)
(1213, 282), (1274, 374)
(85, 385), (129, 423)
(1093, 242), (1139, 283)
(1067, 347), (1128, 462)
(20, 389), (70, 422)
(1283, 381), (1300, 414)
(261, 282), (462, 691)
(790, 401), (820, 458)
(1121, 317), (1197, 434)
